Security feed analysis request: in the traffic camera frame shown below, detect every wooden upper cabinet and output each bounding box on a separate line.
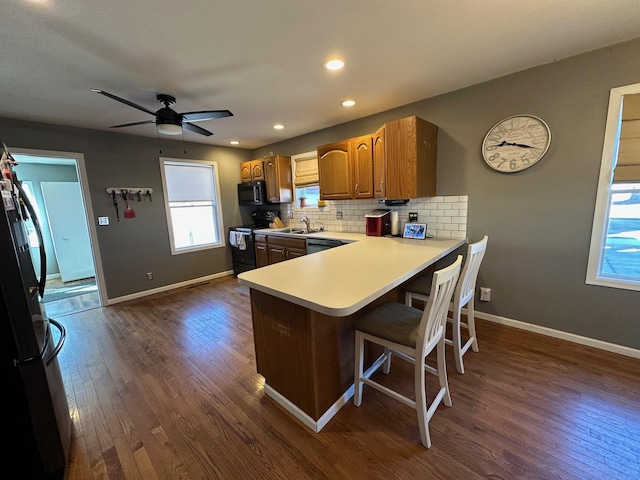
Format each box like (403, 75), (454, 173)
(352, 135), (374, 199)
(317, 140), (353, 200)
(382, 115), (438, 200)
(317, 137), (373, 200)
(263, 155), (293, 203)
(317, 115), (437, 201)
(240, 159), (264, 182)
(372, 125), (386, 198)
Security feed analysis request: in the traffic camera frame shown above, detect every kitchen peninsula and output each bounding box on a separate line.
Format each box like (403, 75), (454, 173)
(237, 233), (465, 432)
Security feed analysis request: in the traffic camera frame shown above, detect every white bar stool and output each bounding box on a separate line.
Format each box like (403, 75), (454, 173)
(353, 255), (463, 448)
(405, 236), (488, 374)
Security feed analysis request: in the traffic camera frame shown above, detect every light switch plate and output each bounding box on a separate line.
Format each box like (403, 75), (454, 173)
(98, 216), (109, 226)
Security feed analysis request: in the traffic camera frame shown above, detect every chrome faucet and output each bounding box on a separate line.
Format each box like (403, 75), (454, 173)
(300, 215), (311, 233)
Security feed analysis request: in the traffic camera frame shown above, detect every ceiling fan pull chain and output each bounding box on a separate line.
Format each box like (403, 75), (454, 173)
(156, 130), (162, 154)
(182, 131), (187, 154)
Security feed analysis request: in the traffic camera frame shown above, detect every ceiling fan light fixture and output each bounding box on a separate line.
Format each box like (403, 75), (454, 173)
(157, 123), (182, 135)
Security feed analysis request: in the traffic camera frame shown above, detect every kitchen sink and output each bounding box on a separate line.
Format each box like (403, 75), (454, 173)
(270, 227), (324, 235)
(272, 227), (306, 234)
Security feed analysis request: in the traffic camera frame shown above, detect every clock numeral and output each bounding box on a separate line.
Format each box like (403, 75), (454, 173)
(488, 153), (499, 162)
(510, 159), (518, 170)
(485, 145), (498, 151)
(488, 133), (501, 142)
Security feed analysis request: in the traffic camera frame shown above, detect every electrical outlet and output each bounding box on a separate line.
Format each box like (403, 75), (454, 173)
(480, 287), (491, 302)
(409, 212), (418, 222)
(336, 211), (343, 219)
(147, 272), (153, 281)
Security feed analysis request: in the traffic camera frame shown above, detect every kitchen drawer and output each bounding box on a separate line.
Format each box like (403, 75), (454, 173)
(254, 233), (268, 243)
(267, 236), (306, 250)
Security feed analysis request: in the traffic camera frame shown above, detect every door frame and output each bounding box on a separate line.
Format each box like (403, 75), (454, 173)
(8, 147), (106, 307)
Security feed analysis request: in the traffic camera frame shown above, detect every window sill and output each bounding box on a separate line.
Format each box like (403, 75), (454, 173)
(586, 276), (640, 292)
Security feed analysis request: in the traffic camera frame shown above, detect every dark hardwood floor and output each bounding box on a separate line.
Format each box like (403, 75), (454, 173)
(58, 275), (640, 479)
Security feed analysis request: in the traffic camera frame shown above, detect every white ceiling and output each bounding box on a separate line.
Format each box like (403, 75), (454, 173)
(3, 0), (640, 150)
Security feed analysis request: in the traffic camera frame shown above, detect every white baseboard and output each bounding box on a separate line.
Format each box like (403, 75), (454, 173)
(46, 273), (61, 281)
(474, 310), (640, 360)
(106, 270), (234, 305)
(264, 383), (354, 433)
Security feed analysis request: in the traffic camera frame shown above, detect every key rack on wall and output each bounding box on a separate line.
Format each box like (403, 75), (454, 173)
(105, 187), (153, 199)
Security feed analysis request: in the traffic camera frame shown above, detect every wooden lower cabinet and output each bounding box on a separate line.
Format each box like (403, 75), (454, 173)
(254, 234), (269, 267)
(254, 234), (306, 266)
(249, 288), (402, 421)
(267, 244), (287, 264)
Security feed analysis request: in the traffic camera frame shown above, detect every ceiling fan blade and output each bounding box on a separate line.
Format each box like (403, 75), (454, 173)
(183, 122), (213, 136)
(180, 110), (233, 122)
(109, 120), (155, 128)
(91, 89), (157, 117)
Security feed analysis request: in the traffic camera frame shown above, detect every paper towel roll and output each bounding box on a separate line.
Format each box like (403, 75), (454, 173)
(391, 211), (399, 235)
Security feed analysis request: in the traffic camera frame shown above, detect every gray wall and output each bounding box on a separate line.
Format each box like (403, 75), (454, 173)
(1, 119), (252, 298)
(253, 39), (640, 350)
(13, 163), (79, 276)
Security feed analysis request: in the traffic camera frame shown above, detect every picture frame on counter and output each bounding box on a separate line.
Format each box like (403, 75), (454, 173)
(403, 223), (427, 240)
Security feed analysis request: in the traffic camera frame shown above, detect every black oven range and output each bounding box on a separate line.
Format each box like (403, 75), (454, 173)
(229, 210), (278, 275)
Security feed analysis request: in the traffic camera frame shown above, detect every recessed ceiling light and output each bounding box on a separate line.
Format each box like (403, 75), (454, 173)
(342, 99), (356, 107)
(273, 124), (285, 130)
(324, 59), (345, 71)
(230, 140), (239, 145)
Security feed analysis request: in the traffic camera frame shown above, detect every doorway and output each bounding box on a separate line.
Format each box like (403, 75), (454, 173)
(11, 148), (105, 317)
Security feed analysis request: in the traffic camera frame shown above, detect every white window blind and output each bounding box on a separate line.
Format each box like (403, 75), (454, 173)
(294, 156), (319, 186)
(165, 163), (216, 201)
(614, 93), (640, 182)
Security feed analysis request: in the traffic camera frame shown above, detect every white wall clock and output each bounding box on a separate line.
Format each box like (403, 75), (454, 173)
(481, 114), (551, 173)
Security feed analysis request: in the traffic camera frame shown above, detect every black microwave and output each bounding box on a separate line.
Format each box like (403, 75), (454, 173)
(238, 180), (267, 206)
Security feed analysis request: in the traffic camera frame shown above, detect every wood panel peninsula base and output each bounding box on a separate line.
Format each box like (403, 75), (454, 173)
(250, 287), (400, 432)
(238, 234), (465, 432)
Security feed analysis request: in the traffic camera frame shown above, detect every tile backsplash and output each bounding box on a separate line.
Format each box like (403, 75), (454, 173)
(278, 196), (467, 239)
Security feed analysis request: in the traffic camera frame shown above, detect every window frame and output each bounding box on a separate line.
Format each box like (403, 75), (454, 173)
(586, 82), (640, 292)
(292, 150), (323, 212)
(159, 157), (226, 255)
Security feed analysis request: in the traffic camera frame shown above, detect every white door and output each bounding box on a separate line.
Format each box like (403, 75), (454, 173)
(41, 182), (96, 283)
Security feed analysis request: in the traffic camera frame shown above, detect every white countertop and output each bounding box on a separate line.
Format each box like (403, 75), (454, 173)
(237, 232), (466, 316)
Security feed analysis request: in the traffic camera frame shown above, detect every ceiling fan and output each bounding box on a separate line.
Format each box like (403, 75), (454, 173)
(91, 89), (233, 137)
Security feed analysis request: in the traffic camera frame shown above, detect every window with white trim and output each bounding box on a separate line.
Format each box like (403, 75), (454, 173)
(160, 158), (225, 254)
(292, 151), (320, 209)
(587, 84), (640, 291)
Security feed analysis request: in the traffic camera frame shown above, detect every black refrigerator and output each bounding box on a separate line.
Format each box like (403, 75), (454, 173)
(1, 147), (71, 479)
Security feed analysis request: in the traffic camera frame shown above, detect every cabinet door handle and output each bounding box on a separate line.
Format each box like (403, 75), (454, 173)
(355, 183), (358, 192)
